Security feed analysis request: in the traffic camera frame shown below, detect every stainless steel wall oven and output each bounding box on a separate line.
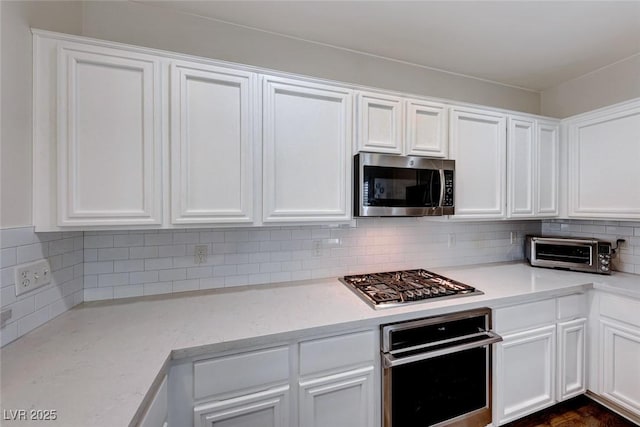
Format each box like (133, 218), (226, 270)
(381, 308), (502, 427)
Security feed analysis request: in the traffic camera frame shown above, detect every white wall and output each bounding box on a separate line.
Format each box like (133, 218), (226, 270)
(541, 54), (640, 118)
(0, 1), (83, 228)
(80, 1), (540, 114)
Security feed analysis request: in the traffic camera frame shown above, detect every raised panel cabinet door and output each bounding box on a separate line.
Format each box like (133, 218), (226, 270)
(494, 325), (556, 425)
(57, 44), (162, 226)
(507, 116), (535, 217)
(450, 108), (507, 218)
(171, 62), (255, 224)
(405, 100), (448, 157)
(557, 318), (586, 401)
(193, 386), (290, 427)
(601, 320), (640, 415)
(356, 91), (403, 154)
(536, 120), (560, 216)
(568, 102), (640, 219)
(299, 366), (374, 427)
(263, 76), (352, 222)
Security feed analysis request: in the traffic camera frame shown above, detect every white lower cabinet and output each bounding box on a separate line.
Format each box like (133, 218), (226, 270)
(557, 318), (586, 401)
(493, 295), (587, 426)
(495, 325), (556, 424)
(166, 330), (378, 427)
(593, 292), (640, 417)
(299, 367), (374, 427)
(193, 386), (290, 427)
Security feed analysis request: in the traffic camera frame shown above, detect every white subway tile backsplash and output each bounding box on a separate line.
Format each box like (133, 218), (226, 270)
(98, 273), (130, 287)
(144, 234), (173, 246)
(130, 246), (159, 259)
(130, 271), (159, 284)
(158, 268), (186, 282)
(144, 258), (173, 271)
(113, 234), (144, 247)
(17, 243), (48, 264)
(1, 227), (84, 348)
(84, 235), (114, 249)
(187, 266), (212, 279)
(143, 282), (172, 296)
(98, 247), (130, 261)
(158, 245), (186, 258)
(114, 285), (143, 299)
(84, 261), (114, 275)
(114, 260), (144, 273)
(172, 279), (199, 293)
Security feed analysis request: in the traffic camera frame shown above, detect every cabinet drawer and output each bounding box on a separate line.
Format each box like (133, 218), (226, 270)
(194, 346), (289, 399)
(299, 330), (375, 376)
(600, 293), (640, 328)
(494, 299), (556, 334)
(557, 294), (587, 320)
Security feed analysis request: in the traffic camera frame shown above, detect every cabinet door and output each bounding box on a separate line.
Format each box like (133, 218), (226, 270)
(507, 117), (535, 217)
(405, 100), (448, 157)
(557, 318), (586, 401)
(450, 108), (507, 218)
(536, 120), (559, 216)
(171, 62), (255, 224)
(194, 386), (290, 427)
(567, 102), (640, 219)
(600, 320), (640, 414)
(299, 367), (374, 427)
(263, 76), (352, 222)
(494, 325), (556, 425)
(57, 44), (162, 226)
(356, 91), (403, 154)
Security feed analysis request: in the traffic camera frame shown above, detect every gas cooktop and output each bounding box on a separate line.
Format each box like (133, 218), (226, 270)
(340, 269), (483, 309)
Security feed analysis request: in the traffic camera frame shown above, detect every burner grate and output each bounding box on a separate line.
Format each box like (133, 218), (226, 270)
(340, 269), (482, 308)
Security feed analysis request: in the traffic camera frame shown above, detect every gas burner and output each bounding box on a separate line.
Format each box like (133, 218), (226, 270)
(340, 269), (482, 309)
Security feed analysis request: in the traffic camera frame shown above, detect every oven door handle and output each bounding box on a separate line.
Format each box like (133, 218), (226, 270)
(382, 331), (503, 368)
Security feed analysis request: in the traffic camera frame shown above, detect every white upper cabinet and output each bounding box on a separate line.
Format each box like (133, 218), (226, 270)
(536, 120), (560, 216)
(170, 61), (256, 224)
(507, 116), (559, 218)
(566, 100), (640, 219)
(356, 91), (403, 154)
(262, 76), (352, 222)
(356, 91), (447, 157)
(508, 117), (535, 217)
(56, 42), (163, 226)
(450, 107), (507, 218)
(405, 100), (448, 157)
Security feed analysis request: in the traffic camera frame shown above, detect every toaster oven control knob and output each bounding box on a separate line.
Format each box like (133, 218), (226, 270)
(601, 265), (610, 272)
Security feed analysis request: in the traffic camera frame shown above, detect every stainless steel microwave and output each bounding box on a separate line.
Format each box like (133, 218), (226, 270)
(526, 236), (613, 274)
(354, 153), (455, 217)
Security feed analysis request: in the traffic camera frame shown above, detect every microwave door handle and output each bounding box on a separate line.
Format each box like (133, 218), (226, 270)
(438, 169), (445, 207)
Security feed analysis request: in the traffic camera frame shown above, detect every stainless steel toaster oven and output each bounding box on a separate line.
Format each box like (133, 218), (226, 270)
(525, 236), (613, 274)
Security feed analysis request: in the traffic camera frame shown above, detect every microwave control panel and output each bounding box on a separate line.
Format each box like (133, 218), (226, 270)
(443, 170), (454, 207)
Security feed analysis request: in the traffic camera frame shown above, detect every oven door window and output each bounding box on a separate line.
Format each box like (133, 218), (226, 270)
(389, 347), (488, 426)
(535, 243), (592, 265)
(363, 166), (441, 207)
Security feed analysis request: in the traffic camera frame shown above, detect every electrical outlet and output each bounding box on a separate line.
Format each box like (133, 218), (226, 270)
(0, 309), (12, 328)
(447, 233), (456, 248)
(14, 259), (51, 296)
(313, 240), (322, 257)
(194, 245), (208, 264)
(510, 232), (517, 244)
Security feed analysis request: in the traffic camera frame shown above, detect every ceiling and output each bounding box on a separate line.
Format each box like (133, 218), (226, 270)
(138, 1), (640, 92)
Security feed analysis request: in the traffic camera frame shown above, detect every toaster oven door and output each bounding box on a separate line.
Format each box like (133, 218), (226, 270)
(531, 238), (596, 270)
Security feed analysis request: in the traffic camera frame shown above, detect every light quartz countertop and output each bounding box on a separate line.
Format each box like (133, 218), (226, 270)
(1, 261), (638, 426)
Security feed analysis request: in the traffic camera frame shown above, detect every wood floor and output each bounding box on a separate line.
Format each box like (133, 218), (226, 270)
(503, 396), (638, 427)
